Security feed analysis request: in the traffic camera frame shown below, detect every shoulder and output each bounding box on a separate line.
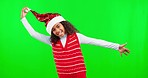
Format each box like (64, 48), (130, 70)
(76, 33), (86, 38)
(76, 33), (82, 36)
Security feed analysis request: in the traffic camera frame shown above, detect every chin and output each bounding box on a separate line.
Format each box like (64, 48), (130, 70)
(60, 35), (64, 37)
(56, 32), (65, 37)
(59, 34), (64, 37)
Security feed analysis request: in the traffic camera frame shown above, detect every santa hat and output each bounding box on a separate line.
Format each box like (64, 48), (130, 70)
(27, 8), (66, 34)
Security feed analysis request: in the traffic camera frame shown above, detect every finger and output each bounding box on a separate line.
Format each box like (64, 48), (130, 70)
(22, 7), (27, 12)
(121, 43), (127, 47)
(125, 48), (130, 53)
(24, 8), (29, 13)
(123, 52), (128, 56)
(120, 52), (122, 57)
(25, 7), (28, 10)
(21, 9), (24, 18)
(22, 7), (27, 11)
(127, 49), (130, 53)
(22, 8), (26, 13)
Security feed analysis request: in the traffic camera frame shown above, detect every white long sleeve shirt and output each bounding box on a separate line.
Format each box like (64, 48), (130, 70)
(21, 17), (120, 50)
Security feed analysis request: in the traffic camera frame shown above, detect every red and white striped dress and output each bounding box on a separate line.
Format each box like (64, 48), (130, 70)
(52, 33), (86, 75)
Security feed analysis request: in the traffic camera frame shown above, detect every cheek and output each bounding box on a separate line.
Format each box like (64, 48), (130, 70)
(61, 27), (65, 32)
(52, 31), (56, 35)
(61, 28), (65, 33)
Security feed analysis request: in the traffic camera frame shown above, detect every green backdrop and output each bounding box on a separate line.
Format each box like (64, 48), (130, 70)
(0, 0), (148, 78)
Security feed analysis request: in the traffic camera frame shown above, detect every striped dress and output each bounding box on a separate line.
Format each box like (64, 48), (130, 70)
(52, 33), (86, 75)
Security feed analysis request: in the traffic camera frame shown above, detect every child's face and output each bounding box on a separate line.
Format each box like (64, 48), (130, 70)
(52, 23), (65, 38)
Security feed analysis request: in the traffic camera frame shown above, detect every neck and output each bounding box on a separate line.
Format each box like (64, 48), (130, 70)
(59, 34), (67, 38)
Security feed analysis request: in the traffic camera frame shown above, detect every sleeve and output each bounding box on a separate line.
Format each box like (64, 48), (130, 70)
(76, 33), (120, 50)
(21, 17), (51, 46)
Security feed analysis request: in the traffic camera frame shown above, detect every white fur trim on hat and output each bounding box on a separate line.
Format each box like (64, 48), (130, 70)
(46, 16), (66, 34)
(24, 7), (31, 13)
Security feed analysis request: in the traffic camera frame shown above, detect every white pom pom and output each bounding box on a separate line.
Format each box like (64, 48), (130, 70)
(24, 9), (29, 13)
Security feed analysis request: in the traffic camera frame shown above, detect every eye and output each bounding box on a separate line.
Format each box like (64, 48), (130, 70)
(52, 28), (55, 31)
(56, 24), (60, 28)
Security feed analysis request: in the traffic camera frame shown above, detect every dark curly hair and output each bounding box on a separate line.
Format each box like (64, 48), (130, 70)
(50, 21), (79, 44)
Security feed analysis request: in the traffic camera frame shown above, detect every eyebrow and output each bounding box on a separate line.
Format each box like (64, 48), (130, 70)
(57, 23), (60, 26)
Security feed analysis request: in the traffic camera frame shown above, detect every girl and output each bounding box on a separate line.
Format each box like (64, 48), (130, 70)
(21, 7), (130, 78)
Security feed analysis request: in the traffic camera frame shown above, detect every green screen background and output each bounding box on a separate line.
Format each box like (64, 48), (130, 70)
(0, 0), (148, 78)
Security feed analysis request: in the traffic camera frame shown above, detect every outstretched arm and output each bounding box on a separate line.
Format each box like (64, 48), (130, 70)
(21, 7), (51, 46)
(77, 33), (130, 56)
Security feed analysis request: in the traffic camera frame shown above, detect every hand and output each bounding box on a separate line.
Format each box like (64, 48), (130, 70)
(21, 7), (29, 19)
(118, 43), (130, 56)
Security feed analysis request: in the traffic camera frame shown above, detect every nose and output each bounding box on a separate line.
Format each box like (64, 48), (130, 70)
(55, 29), (60, 35)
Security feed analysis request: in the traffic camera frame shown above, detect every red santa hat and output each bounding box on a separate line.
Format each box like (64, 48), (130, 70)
(26, 8), (66, 34)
